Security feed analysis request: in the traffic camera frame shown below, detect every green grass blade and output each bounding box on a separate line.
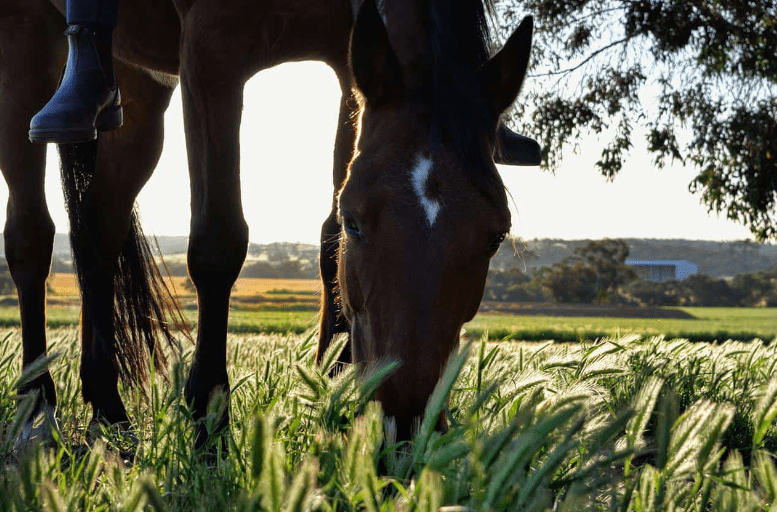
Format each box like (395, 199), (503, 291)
(626, 377), (663, 449)
(412, 343), (471, 471)
(753, 377), (777, 448)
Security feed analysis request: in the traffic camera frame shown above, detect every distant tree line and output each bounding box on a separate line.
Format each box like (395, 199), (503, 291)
(1, 242), (772, 306)
(484, 239), (777, 307)
(239, 259), (318, 280)
(492, 237), (777, 279)
(0, 261), (14, 295)
(168, 258), (319, 295)
(50, 257), (74, 274)
(621, 270), (777, 307)
(159, 257), (319, 280)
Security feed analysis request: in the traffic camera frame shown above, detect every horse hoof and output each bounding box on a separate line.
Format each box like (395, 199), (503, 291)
(12, 405), (60, 453)
(86, 419), (139, 462)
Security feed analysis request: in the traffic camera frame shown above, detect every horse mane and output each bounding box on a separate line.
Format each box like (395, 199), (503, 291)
(424, 0), (504, 187)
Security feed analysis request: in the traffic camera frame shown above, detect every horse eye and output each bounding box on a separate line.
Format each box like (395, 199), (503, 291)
(341, 213), (361, 238)
(487, 232), (507, 256)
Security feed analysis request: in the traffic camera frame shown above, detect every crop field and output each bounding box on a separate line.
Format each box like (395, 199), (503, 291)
(467, 307), (777, 343)
(38, 273), (777, 342)
(0, 294), (774, 343)
(2, 330), (777, 510)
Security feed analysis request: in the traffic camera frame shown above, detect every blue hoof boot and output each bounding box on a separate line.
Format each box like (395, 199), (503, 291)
(29, 25), (122, 144)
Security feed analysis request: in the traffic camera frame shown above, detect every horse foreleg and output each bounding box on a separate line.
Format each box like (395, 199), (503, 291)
(316, 82), (358, 367)
(179, 18), (248, 452)
(69, 61), (177, 432)
(0, 2), (65, 445)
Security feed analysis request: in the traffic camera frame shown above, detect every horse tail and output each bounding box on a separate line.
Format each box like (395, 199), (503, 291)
(112, 211), (190, 389)
(58, 141), (190, 393)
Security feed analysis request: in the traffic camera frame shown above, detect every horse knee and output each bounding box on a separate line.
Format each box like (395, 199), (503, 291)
(4, 212), (55, 286)
(187, 217), (249, 295)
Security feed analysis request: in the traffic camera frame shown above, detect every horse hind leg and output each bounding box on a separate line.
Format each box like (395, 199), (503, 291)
(59, 61), (179, 433)
(0, 2), (66, 445)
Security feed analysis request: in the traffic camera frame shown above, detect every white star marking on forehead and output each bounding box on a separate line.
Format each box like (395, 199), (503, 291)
(410, 153), (441, 227)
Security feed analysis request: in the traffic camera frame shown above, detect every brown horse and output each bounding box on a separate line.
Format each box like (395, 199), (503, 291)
(0, 0), (536, 448)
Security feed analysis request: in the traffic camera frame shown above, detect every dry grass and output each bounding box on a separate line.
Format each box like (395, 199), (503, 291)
(47, 273), (80, 297)
(48, 273), (320, 298)
(231, 277), (320, 297)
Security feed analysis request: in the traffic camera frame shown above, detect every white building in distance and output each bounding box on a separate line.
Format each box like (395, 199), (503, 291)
(625, 260), (698, 282)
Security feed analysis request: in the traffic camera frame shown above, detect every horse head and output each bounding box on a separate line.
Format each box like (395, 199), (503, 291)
(336, 0), (533, 439)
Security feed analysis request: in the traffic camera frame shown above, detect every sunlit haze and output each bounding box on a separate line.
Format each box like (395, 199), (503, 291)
(9, 61), (755, 246)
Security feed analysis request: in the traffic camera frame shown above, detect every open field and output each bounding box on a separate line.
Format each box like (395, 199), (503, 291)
(2, 292), (775, 342)
(467, 307), (777, 343)
(15, 274), (777, 342)
(2, 330), (777, 510)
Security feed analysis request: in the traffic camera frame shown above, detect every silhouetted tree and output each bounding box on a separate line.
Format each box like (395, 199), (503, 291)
(495, 0), (777, 240)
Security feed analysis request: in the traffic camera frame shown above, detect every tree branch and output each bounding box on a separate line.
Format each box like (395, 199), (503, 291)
(529, 37), (631, 77)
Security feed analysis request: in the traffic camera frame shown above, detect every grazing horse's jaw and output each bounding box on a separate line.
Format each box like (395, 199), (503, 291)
(410, 154), (441, 227)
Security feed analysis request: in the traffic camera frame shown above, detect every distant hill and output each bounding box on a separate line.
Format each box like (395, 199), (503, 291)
(492, 238), (777, 278)
(1, 235), (317, 262)
(23, 234), (193, 260)
(2, 235), (774, 279)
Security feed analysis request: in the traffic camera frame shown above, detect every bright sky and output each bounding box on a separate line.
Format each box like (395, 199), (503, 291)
(18, 61), (755, 245)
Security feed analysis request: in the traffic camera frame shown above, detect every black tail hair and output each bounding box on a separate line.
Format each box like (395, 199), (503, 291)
(58, 140), (190, 393)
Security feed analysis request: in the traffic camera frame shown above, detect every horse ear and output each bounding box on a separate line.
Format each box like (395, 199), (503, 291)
(481, 16), (533, 116)
(350, 0), (404, 103)
(494, 123), (542, 166)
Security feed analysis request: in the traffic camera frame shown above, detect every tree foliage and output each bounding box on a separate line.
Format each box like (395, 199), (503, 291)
(240, 259), (318, 279)
(484, 266), (548, 302)
(622, 266), (777, 306)
(494, 0), (777, 240)
(0, 261), (15, 295)
(539, 239), (637, 303)
(538, 260), (599, 303)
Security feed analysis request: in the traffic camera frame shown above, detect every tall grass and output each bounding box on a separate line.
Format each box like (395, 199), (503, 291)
(1, 329), (777, 510)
